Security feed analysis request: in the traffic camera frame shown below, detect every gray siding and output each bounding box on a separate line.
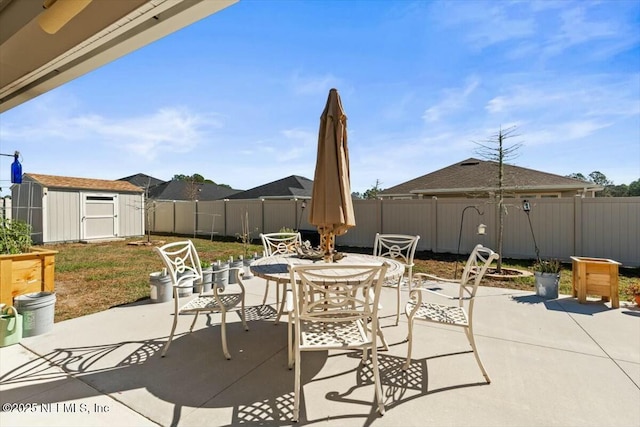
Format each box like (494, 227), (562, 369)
(119, 193), (144, 238)
(46, 191), (80, 243)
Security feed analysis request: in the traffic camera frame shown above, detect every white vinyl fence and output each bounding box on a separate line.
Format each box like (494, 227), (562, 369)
(148, 197), (640, 267)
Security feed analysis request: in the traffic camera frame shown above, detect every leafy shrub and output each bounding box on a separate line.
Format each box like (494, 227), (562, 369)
(532, 259), (561, 274)
(0, 218), (33, 254)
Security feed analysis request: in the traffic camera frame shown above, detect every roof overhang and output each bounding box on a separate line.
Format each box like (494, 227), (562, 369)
(0, 0), (238, 113)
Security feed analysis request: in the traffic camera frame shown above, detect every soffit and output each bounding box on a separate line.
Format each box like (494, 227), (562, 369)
(0, 0), (238, 113)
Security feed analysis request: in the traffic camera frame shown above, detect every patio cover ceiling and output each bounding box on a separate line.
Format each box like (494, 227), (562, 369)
(0, 0), (238, 113)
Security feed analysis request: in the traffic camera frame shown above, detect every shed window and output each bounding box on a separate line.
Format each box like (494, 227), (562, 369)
(87, 196), (114, 201)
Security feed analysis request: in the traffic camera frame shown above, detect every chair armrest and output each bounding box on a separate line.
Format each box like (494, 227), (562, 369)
(414, 272), (461, 284)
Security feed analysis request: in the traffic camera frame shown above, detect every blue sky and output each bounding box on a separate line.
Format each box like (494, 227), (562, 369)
(1, 0), (639, 196)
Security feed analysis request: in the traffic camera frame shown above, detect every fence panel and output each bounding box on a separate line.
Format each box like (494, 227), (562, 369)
(194, 201), (225, 240)
(262, 200), (296, 233)
(581, 197), (640, 266)
(337, 199), (380, 248)
(153, 201), (174, 233)
(226, 200), (264, 240)
(380, 199), (432, 251)
(148, 197), (640, 267)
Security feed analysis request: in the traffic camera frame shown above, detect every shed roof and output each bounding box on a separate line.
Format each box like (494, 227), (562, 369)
(380, 158), (599, 196)
(226, 175), (313, 200)
(25, 173), (144, 193)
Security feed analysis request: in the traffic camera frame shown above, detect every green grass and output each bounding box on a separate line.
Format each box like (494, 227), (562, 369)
(46, 235), (640, 322)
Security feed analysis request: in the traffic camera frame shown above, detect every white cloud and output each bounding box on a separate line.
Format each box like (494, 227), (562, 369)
(423, 76), (480, 122)
(290, 71), (342, 96)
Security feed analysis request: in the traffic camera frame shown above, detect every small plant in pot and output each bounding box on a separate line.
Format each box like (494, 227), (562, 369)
(624, 283), (640, 306)
(0, 218), (32, 254)
(532, 258), (561, 299)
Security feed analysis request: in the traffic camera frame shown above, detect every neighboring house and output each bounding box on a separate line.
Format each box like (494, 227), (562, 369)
(11, 173), (145, 244)
(380, 158), (602, 199)
(147, 180), (242, 201)
(119, 173), (165, 190)
(226, 175), (313, 200)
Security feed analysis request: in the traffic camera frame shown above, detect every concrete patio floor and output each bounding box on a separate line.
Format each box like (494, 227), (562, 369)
(1, 275), (639, 427)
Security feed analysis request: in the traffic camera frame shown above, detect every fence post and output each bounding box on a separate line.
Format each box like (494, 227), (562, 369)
(574, 195), (583, 257)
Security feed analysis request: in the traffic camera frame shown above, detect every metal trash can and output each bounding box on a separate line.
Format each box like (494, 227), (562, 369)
(149, 272), (173, 303)
(14, 292), (56, 337)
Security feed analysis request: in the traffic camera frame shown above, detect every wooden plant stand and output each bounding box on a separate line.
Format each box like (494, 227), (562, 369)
(570, 256), (620, 309)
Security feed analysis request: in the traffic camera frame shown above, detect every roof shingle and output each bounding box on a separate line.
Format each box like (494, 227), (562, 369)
(25, 173), (144, 193)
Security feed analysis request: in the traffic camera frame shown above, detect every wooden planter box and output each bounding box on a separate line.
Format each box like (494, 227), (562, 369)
(0, 248), (58, 307)
(570, 256), (620, 309)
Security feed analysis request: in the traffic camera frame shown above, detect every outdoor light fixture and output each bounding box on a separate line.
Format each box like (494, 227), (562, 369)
(522, 199), (541, 262)
(477, 223), (487, 235)
(0, 151), (22, 184)
(38, 0), (93, 35)
(455, 205), (485, 279)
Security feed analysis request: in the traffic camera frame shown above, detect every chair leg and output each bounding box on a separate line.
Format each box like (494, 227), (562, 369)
(240, 296), (249, 332)
(262, 280), (270, 305)
(161, 313), (179, 357)
(221, 310), (231, 360)
(371, 343), (385, 416)
(275, 284), (288, 325)
(189, 311), (199, 332)
(293, 343), (301, 422)
(465, 325), (490, 383)
(402, 318), (414, 370)
(394, 280), (401, 326)
(287, 316), (294, 369)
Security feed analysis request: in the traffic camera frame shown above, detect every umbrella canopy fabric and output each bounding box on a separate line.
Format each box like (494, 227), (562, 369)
(309, 88), (355, 260)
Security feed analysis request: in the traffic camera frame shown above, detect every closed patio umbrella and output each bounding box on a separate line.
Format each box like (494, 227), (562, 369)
(309, 88), (355, 262)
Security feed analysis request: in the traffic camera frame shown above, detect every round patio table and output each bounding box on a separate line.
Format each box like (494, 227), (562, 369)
(250, 253), (404, 325)
(250, 252), (404, 285)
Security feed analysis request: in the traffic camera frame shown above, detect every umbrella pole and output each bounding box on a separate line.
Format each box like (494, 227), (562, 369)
(320, 231), (335, 263)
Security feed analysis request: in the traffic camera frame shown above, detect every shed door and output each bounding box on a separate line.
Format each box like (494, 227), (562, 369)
(81, 193), (119, 240)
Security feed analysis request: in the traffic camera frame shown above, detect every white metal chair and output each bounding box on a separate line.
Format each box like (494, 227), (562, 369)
(154, 240), (248, 360)
(259, 232), (302, 324)
(373, 233), (420, 325)
(403, 244), (499, 383)
(287, 263), (388, 422)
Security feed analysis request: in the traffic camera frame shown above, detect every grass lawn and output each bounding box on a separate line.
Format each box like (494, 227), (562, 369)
(47, 235), (640, 322)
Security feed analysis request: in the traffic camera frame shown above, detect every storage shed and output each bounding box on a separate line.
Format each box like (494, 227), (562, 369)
(11, 173), (145, 244)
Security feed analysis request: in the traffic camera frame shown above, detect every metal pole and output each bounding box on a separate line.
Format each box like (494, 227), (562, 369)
(455, 205), (483, 279)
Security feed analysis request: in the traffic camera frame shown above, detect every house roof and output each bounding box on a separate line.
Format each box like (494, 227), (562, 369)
(119, 173), (165, 189)
(148, 181), (242, 201)
(380, 158), (600, 196)
(226, 175), (313, 200)
(24, 173), (144, 193)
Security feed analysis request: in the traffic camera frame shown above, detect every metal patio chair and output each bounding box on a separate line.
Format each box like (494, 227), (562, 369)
(286, 263), (388, 422)
(154, 240), (248, 360)
(403, 244), (499, 383)
(259, 232), (302, 324)
(373, 233), (421, 325)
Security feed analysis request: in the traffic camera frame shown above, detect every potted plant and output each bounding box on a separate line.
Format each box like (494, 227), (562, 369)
(0, 218), (58, 307)
(625, 283), (640, 306)
(532, 258), (561, 299)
